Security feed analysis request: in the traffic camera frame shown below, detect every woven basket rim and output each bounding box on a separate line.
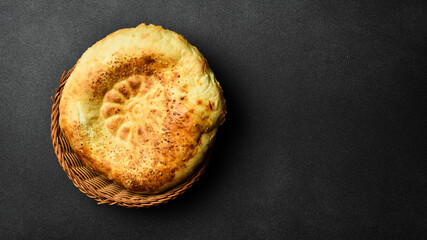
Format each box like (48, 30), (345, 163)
(51, 67), (211, 208)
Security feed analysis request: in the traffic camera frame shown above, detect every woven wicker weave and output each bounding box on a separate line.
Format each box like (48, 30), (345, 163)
(51, 68), (211, 208)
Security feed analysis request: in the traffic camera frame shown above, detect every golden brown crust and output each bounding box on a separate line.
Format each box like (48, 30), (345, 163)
(59, 24), (226, 194)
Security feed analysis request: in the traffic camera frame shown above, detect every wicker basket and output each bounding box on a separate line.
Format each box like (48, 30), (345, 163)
(51, 68), (211, 208)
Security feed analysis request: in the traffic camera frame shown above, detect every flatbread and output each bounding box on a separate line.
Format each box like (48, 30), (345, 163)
(59, 24), (226, 193)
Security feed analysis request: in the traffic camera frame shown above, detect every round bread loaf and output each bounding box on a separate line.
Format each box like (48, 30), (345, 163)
(59, 24), (226, 194)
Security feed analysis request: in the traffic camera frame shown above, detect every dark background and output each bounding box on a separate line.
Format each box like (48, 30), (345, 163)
(1, 0), (426, 239)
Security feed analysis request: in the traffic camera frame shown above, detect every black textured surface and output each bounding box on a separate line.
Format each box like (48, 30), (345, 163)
(1, 0), (427, 239)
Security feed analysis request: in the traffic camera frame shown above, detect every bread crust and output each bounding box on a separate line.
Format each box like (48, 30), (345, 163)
(59, 24), (226, 193)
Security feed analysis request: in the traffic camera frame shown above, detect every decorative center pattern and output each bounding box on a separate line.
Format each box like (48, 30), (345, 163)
(100, 74), (168, 142)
